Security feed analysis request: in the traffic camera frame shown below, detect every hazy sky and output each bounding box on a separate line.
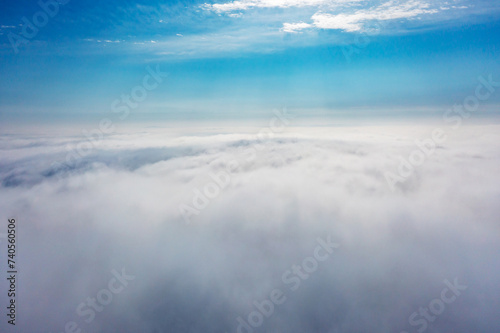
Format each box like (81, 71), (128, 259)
(1, 0), (500, 120)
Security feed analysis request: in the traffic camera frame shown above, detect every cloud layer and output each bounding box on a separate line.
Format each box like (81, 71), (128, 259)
(0, 123), (500, 332)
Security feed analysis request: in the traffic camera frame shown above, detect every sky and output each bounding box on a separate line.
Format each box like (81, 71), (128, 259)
(1, 2), (500, 332)
(1, 0), (500, 121)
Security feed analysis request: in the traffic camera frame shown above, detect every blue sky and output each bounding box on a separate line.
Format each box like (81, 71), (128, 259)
(1, 0), (500, 121)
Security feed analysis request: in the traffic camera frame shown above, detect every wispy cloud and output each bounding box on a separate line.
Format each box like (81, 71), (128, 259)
(203, 0), (337, 12)
(309, 0), (441, 32)
(0, 0), (495, 61)
(205, 0), (468, 34)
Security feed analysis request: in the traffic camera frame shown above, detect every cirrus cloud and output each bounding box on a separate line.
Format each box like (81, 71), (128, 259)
(203, 0), (349, 12)
(205, 0), (464, 34)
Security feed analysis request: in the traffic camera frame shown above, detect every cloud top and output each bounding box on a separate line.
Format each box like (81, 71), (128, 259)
(1, 123), (499, 332)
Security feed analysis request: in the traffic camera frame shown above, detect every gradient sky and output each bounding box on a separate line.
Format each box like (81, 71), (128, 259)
(1, 0), (500, 121)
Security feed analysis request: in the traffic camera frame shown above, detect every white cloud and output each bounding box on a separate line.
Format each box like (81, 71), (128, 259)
(1, 123), (500, 332)
(204, 0), (340, 12)
(311, 0), (440, 32)
(88, 1), (488, 59)
(281, 21), (312, 33)
(206, 0), (449, 34)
